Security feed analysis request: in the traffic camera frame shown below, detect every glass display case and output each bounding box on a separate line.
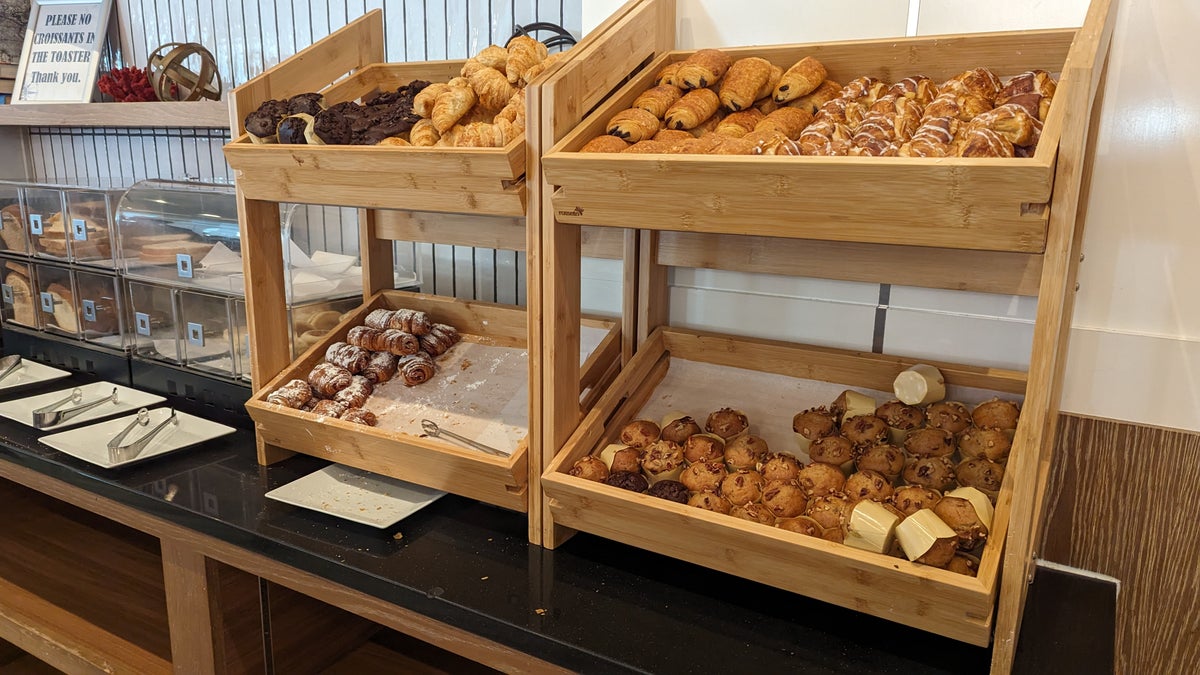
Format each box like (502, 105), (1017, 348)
(75, 268), (126, 350)
(64, 182), (125, 267)
(25, 185), (69, 260)
(33, 263), (79, 337)
(0, 183), (30, 256)
(178, 289), (241, 379)
(0, 258), (37, 328)
(127, 280), (181, 365)
(232, 294), (363, 381)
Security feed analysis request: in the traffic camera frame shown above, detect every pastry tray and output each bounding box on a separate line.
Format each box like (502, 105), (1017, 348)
(39, 408), (236, 469)
(265, 464), (445, 529)
(0, 382), (166, 430)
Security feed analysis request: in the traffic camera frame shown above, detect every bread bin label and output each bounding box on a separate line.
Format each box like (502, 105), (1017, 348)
(176, 253), (194, 279)
(39, 291), (53, 313)
(28, 214), (42, 235)
(1, 285), (12, 304)
(187, 322), (205, 347)
(82, 299), (96, 322)
(135, 312), (151, 336)
(72, 218), (88, 240)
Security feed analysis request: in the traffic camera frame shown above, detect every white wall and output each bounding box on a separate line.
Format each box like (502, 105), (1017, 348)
(581, 0), (1200, 432)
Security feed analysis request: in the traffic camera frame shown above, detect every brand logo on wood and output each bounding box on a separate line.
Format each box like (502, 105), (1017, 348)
(557, 206), (585, 218)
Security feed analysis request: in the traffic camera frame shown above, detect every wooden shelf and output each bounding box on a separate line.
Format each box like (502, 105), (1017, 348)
(0, 482), (172, 674)
(0, 100), (229, 128)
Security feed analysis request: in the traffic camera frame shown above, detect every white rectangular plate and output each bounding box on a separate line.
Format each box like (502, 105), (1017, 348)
(0, 381), (166, 430)
(0, 360), (71, 393)
(39, 408), (237, 468)
(265, 465), (446, 529)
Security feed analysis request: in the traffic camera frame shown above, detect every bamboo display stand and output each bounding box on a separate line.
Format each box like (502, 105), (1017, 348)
(224, 8), (640, 539)
(537, 0), (1114, 670)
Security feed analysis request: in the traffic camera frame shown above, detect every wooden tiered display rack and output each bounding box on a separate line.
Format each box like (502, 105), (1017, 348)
(537, 0), (1114, 669)
(224, 7), (642, 534)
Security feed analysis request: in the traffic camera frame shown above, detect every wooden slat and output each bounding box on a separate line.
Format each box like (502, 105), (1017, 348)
(266, 582), (376, 674)
(657, 232), (1044, 296)
(161, 541), (218, 674)
(236, 194), (289, 391)
(208, 561), (268, 675)
(373, 211), (623, 259)
(0, 101), (229, 128)
(360, 209), (395, 299)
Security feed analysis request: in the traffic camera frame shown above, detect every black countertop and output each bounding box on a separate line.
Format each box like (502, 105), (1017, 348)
(0, 373), (1103, 674)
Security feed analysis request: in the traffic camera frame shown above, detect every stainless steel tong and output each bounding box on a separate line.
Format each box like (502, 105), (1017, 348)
(107, 408), (178, 464)
(420, 419), (506, 457)
(32, 387), (119, 429)
(0, 355), (22, 383)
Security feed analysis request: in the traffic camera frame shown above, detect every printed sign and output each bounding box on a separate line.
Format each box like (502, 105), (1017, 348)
(12, 0), (111, 103)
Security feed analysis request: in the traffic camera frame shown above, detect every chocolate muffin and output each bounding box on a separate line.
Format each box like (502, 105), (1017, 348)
(706, 407), (749, 440)
(619, 419), (661, 449)
(959, 426), (1013, 463)
(640, 440), (686, 484)
(796, 462), (847, 498)
(724, 435), (769, 472)
(761, 479), (808, 518)
(661, 415), (703, 444)
(646, 480), (691, 504)
(688, 491), (733, 515)
(244, 98), (288, 139)
(892, 486), (943, 517)
(903, 427), (957, 459)
(902, 457), (956, 491)
(843, 470), (894, 503)
(760, 453), (802, 482)
(681, 460), (727, 493)
(776, 516), (824, 538)
(568, 456), (609, 483)
(934, 496), (989, 550)
(956, 458), (1005, 500)
(287, 92), (326, 115)
(926, 401), (972, 435)
(841, 414), (890, 447)
(604, 471), (649, 493)
(855, 443), (905, 480)
(373, 102), (421, 138)
(720, 470), (766, 506)
(313, 106), (355, 144)
(731, 502), (777, 526)
(277, 114), (315, 144)
(683, 433), (725, 464)
(972, 398), (1020, 433)
(808, 435), (855, 467)
(792, 407), (837, 442)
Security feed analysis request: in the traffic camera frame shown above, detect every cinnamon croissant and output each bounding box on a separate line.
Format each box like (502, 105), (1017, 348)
(325, 342), (370, 374)
(787, 79), (841, 115)
(655, 61), (683, 87)
(998, 69), (1057, 101)
(607, 107), (661, 142)
(308, 363), (354, 399)
(676, 49), (733, 90)
(506, 36), (548, 84)
(267, 379), (312, 409)
(362, 351), (399, 384)
(413, 83), (450, 118)
(580, 135), (631, 153)
(409, 119), (441, 147)
(333, 375), (374, 408)
(773, 57), (827, 103)
(755, 107), (814, 140)
(468, 67), (518, 111)
(715, 109), (766, 138)
(633, 84), (684, 119)
(397, 353), (436, 386)
(432, 86), (478, 133)
(388, 308), (433, 335)
(664, 88), (721, 130)
(719, 57), (774, 111)
(998, 92), (1050, 122)
(340, 408), (378, 426)
(382, 329), (421, 356)
(364, 309), (395, 329)
(840, 76), (887, 105)
(309, 399), (349, 418)
(741, 129), (792, 155)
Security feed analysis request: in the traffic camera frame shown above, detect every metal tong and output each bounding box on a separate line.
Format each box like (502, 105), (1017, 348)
(32, 387), (119, 429)
(0, 355), (22, 383)
(108, 408), (178, 464)
(420, 419), (506, 457)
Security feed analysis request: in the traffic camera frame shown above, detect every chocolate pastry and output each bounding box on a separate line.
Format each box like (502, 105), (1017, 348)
(680, 460), (727, 493)
(340, 408), (378, 426)
(314, 108), (355, 145)
(687, 491), (732, 515)
(288, 92), (325, 115)
(308, 363), (353, 398)
(325, 342), (370, 374)
(363, 308), (395, 329)
(362, 351), (399, 384)
(844, 470), (894, 503)
(334, 375), (374, 409)
(568, 456), (609, 483)
(760, 453), (802, 482)
(619, 419), (661, 449)
(647, 480), (691, 504)
(310, 400), (349, 418)
(731, 503), (776, 526)
(267, 379), (312, 408)
(605, 470), (649, 493)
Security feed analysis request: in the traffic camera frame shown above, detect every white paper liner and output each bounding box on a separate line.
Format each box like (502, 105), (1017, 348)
(632, 359), (1024, 463)
(362, 325), (610, 457)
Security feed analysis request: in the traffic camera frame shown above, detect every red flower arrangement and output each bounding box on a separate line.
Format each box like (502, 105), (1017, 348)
(97, 66), (159, 102)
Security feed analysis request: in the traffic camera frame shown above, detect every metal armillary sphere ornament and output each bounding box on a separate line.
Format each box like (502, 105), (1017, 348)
(147, 42), (223, 101)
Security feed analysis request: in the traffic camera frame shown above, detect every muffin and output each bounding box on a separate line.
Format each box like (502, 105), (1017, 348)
(796, 462), (847, 497)
(843, 470), (894, 503)
(875, 400), (925, 444)
(640, 440), (686, 484)
(892, 486), (943, 517)
(660, 415), (703, 444)
(706, 407), (749, 440)
(681, 460), (728, 493)
(831, 389), (876, 425)
(604, 471), (649, 493)
(947, 553), (980, 577)
(792, 407), (837, 452)
(956, 458), (1005, 500)
(731, 502), (777, 526)
(724, 435), (769, 472)
(926, 401), (972, 435)
(855, 443), (906, 480)
(903, 428), (957, 459)
(683, 433), (725, 464)
(840, 414), (890, 447)
(959, 426), (1013, 463)
(568, 456), (609, 482)
(760, 479), (809, 518)
(808, 435), (855, 467)
(902, 457), (956, 491)
(760, 453), (802, 482)
(607, 447), (643, 474)
(777, 516), (824, 537)
(805, 492), (853, 543)
(721, 470), (766, 506)
(933, 496), (989, 550)
(619, 419), (661, 448)
(688, 491), (733, 515)
(646, 480), (691, 504)
(971, 398), (1020, 435)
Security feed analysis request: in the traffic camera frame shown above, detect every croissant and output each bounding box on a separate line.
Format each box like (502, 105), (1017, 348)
(633, 84), (684, 119)
(652, 129), (694, 145)
(998, 69), (1056, 102)
(622, 140), (672, 154)
(888, 76), (938, 106)
(362, 351), (399, 384)
(741, 129), (792, 155)
(458, 103), (495, 126)
(580, 135), (631, 153)
(607, 107), (661, 142)
(333, 375), (374, 408)
(655, 61), (683, 87)
(773, 56), (827, 103)
(923, 91), (992, 122)
(708, 136), (758, 155)
(495, 89), (526, 124)
(755, 107), (814, 140)
(364, 309), (395, 329)
(267, 379), (312, 408)
(469, 67), (517, 111)
(506, 35), (548, 84)
(664, 88), (720, 130)
(453, 120), (519, 148)
(382, 329), (421, 356)
(309, 400), (349, 418)
(460, 59), (489, 79)
(898, 116), (960, 157)
(474, 44), (508, 71)
(715, 109), (766, 138)
(956, 126), (1014, 157)
(522, 51), (565, 85)
(447, 76), (470, 89)
(719, 57), (774, 111)
(688, 108), (726, 137)
(759, 65), (784, 101)
(432, 86), (477, 133)
(786, 80), (841, 116)
(413, 83), (450, 118)
(340, 409), (378, 426)
(308, 363), (353, 399)
(969, 103), (1037, 147)
(410, 119), (441, 146)
(325, 342), (370, 374)
(676, 49), (733, 90)
(942, 68), (1002, 102)
(398, 353), (436, 386)
(668, 135), (724, 154)
(388, 308), (432, 335)
(754, 97), (780, 115)
(376, 137), (411, 147)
